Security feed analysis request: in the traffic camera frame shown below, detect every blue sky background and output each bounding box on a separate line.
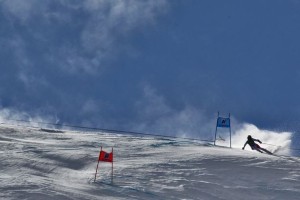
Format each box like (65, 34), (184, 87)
(0, 0), (300, 142)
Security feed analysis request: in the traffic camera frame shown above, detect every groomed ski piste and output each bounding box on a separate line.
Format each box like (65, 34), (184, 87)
(0, 124), (300, 200)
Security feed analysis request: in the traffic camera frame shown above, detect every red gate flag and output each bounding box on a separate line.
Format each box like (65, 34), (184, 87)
(98, 149), (113, 162)
(94, 147), (114, 182)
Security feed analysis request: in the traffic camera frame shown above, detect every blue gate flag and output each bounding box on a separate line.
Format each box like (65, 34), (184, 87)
(217, 117), (230, 128)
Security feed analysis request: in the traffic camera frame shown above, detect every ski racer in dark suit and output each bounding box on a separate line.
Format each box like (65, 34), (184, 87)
(242, 135), (272, 154)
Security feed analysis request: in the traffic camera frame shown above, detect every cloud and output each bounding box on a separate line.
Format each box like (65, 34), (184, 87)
(132, 85), (216, 139)
(79, 0), (169, 73)
(0, 1), (170, 122)
(81, 99), (100, 114)
(1, 0), (41, 23)
(1, 0), (169, 74)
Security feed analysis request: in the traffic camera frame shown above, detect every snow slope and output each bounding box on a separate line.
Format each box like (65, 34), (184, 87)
(0, 125), (300, 200)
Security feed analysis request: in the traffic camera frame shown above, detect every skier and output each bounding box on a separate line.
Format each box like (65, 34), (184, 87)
(242, 135), (272, 154)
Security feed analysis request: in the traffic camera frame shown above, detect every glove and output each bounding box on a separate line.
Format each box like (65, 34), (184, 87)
(242, 147), (244, 150)
(258, 140), (262, 144)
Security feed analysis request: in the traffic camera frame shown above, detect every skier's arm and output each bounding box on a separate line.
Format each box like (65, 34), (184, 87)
(242, 141), (248, 150)
(253, 139), (262, 144)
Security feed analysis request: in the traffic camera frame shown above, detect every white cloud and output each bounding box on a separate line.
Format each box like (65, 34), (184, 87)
(81, 99), (100, 114)
(1, 0), (44, 23)
(1, 0), (169, 74)
(79, 0), (169, 73)
(133, 85), (216, 138)
(4, 35), (48, 89)
(135, 85), (172, 119)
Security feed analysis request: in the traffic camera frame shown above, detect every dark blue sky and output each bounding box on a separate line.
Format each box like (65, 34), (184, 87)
(0, 0), (300, 138)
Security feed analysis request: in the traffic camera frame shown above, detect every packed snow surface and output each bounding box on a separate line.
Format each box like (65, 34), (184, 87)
(0, 125), (300, 200)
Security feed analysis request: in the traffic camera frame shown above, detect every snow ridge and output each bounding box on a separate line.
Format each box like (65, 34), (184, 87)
(0, 125), (299, 200)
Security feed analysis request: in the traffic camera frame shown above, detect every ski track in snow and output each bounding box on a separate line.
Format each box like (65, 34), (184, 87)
(0, 125), (300, 200)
